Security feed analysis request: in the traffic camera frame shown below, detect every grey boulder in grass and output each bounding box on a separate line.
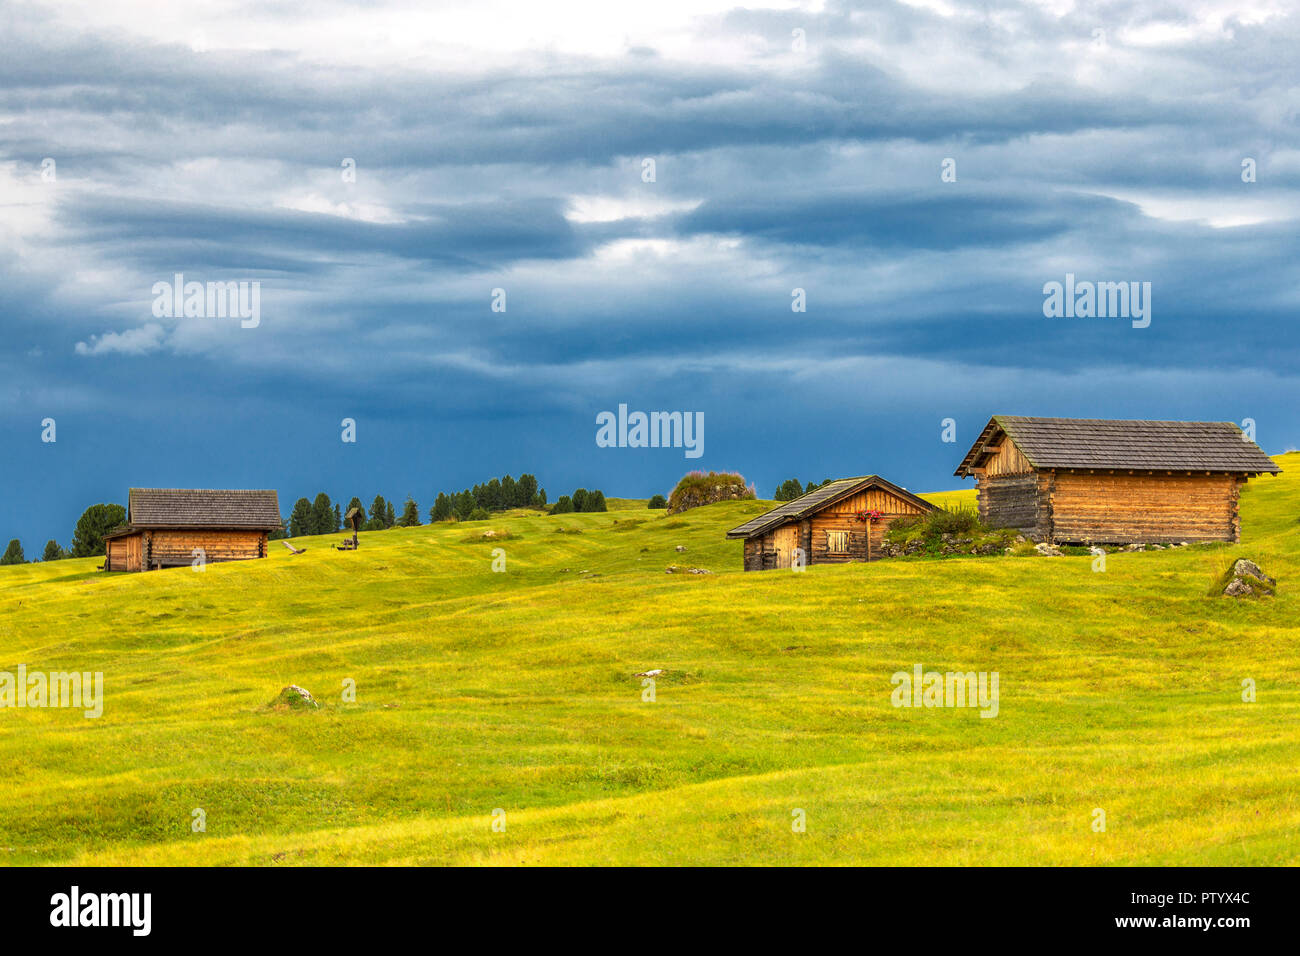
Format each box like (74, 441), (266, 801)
(1221, 559), (1276, 598)
(270, 685), (321, 709)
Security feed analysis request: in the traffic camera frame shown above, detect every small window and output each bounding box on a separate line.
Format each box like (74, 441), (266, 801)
(826, 530), (849, 553)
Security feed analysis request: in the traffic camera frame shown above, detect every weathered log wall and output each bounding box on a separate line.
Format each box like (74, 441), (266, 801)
(147, 529), (266, 567)
(1049, 472), (1239, 543)
(976, 468), (1243, 543)
(975, 474), (1048, 538)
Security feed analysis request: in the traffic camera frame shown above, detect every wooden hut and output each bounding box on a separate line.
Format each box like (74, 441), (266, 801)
(727, 475), (936, 570)
(103, 489), (282, 571)
(953, 416), (1280, 544)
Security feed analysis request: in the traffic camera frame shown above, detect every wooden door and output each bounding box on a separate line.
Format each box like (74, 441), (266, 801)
(773, 525), (798, 569)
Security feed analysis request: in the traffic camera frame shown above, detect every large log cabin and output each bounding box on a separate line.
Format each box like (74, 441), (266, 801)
(954, 417), (1280, 544)
(103, 488), (282, 571)
(727, 475), (935, 570)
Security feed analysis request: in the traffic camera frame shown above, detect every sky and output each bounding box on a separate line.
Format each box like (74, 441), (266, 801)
(2, 0), (1298, 550)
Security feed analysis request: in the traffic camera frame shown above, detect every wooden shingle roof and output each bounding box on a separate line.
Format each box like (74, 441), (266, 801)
(726, 475), (934, 539)
(955, 416), (1281, 477)
(126, 488), (282, 530)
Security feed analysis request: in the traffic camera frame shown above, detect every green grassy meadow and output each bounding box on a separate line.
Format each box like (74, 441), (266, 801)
(2, 456), (1298, 866)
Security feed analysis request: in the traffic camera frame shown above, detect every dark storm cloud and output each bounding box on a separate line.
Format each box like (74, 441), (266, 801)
(57, 195), (588, 270)
(1, 0), (1298, 549)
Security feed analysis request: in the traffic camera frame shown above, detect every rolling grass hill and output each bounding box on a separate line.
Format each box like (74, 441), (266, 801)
(1, 456), (1298, 866)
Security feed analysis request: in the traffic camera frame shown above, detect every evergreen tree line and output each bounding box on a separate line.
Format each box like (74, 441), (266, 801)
(428, 474), (546, 522)
(286, 492), (422, 536)
(548, 488), (607, 514)
(773, 477), (834, 501)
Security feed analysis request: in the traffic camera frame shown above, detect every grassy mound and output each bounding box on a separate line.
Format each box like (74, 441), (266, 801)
(666, 471), (755, 514)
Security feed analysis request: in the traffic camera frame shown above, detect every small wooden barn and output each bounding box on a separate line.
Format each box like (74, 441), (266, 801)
(727, 475), (936, 570)
(954, 417), (1280, 544)
(103, 488), (282, 571)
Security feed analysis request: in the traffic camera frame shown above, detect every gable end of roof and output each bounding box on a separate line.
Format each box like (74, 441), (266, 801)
(726, 475), (935, 539)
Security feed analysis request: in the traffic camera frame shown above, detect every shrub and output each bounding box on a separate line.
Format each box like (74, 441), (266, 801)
(647, 494), (667, 509)
(884, 505), (1015, 556)
(550, 495), (574, 514)
(667, 471), (755, 514)
(929, 504), (982, 537)
(467, 507), (490, 521)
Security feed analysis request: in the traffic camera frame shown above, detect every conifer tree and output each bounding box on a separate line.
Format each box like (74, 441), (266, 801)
(289, 498), (313, 537)
(400, 497), (421, 526)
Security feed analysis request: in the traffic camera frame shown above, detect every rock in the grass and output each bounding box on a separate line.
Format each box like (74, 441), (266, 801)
(1232, 559), (1274, 584)
(1034, 542), (1064, 557)
(675, 545), (687, 552)
(1221, 559), (1276, 598)
(687, 567), (713, 574)
(634, 668), (665, 677)
(271, 685), (320, 710)
(1124, 543), (1146, 552)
